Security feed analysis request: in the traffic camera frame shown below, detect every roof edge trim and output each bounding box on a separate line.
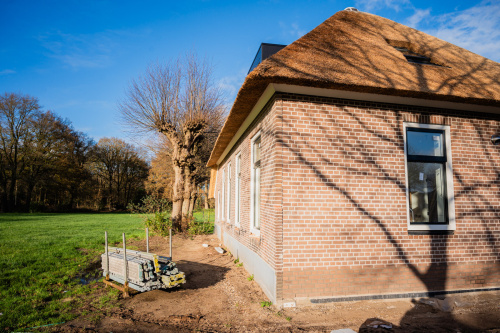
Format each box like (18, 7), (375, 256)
(211, 83), (500, 167)
(274, 84), (500, 114)
(215, 84), (277, 166)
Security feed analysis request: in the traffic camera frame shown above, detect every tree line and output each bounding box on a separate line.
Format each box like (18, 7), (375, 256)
(0, 92), (149, 212)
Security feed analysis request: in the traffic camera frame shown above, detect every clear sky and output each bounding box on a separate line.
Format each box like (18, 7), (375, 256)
(1, 0), (499, 144)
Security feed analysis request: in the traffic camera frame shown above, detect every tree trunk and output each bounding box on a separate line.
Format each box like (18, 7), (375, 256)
(8, 170), (17, 212)
(181, 165), (192, 231)
(171, 161), (184, 231)
(204, 180), (209, 209)
(189, 193), (196, 217)
(25, 183), (35, 212)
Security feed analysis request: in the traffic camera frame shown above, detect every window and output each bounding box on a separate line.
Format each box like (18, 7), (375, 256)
(227, 162), (231, 223)
(217, 190), (221, 221)
(388, 42), (446, 67)
(404, 123), (455, 232)
(235, 153), (241, 227)
(221, 168), (225, 220)
(251, 133), (261, 234)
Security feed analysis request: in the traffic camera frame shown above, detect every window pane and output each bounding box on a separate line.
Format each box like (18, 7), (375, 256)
(254, 137), (261, 163)
(407, 131), (444, 156)
(227, 164), (231, 221)
(218, 191), (221, 219)
(222, 170), (225, 219)
(408, 162), (447, 223)
(235, 155), (241, 225)
(255, 166), (261, 229)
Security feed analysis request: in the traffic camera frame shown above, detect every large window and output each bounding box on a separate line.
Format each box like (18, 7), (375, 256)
(251, 133), (261, 233)
(404, 123), (455, 232)
(235, 153), (241, 227)
(227, 162), (231, 223)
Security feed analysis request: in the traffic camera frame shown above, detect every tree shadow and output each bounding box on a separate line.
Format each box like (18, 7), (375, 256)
(175, 259), (230, 290)
(217, 10), (500, 331)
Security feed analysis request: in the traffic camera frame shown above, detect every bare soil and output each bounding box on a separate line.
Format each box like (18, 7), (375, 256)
(58, 235), (500, 332)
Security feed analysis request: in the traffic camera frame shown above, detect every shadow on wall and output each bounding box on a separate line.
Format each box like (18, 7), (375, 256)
(263, 17), (500, 330)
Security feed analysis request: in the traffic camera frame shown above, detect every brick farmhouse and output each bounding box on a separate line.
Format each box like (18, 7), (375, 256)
(207, 9), (500, 305)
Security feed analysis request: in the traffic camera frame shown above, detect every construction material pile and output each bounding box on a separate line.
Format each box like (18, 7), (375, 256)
(101, 247), (185, 292)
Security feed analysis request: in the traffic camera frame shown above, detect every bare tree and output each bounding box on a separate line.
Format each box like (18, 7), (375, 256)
(0, 93), (41, 211)
(91, 137), (149, 210)
(119, 54), (225, 231)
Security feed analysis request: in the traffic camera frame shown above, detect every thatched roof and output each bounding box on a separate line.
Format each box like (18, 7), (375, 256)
(208, 9), (500, 167)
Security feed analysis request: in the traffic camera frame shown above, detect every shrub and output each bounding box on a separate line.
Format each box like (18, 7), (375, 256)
(127, 195), (171, 214)
(187, 218), (214, 235)
(144, 212), (172, 237)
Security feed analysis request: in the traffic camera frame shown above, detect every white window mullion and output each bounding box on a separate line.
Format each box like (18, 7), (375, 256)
(222, 169), (225, 220)
(227, 162), (231, 223)
(235, 153), (241, 227)
(250, 132), (261, 235)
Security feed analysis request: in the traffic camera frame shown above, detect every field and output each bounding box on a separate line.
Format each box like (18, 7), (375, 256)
(2, 212), (499, 332)
(0, 211), (213, 331)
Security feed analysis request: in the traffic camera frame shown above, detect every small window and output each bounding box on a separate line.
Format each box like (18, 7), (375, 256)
(404, 123), (455, 232)
(391, 44), (446, 67)
(251, 133), (262, 234)
(235, 153), (241, 227)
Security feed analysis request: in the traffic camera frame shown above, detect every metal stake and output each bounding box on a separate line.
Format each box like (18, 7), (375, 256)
(105, 231), (109, 281)
(146, 227), (149, 253)
(169, 228), (172, 260)
(122, 233), (130, 297)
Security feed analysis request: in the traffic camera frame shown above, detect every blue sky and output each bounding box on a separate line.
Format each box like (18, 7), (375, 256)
(1, 0), (499, 144)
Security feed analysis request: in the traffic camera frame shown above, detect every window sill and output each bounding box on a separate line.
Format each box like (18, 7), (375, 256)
(250, 228), (260, 238)
(408, 223), (455, 234)
(409, 230), (454, 235)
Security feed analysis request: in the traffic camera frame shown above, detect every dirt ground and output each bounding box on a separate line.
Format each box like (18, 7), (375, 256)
(59, 235), (500, 332)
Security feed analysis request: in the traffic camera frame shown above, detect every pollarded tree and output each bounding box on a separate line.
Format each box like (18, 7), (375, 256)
(119, 54), (225, 231)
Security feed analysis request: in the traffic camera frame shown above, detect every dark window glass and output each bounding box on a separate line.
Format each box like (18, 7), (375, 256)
(407, 131), (444, 156)
(408, 162), (447, 223)
(406, 128), (448, 224)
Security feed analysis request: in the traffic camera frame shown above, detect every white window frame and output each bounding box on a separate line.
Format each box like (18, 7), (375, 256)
(250, 131), (261, 236)
(221, 168), (225, 221)
(227, 162), (231, 223)
(403, 122), (456, 232)
(235, 152), (241, 227)
(217, 190), (221, 221)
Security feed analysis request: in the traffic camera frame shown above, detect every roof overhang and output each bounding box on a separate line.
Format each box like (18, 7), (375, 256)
(210, 83), (500, 167)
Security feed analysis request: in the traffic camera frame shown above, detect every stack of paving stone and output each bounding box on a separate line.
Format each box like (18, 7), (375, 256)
(101, 247), (185, 292)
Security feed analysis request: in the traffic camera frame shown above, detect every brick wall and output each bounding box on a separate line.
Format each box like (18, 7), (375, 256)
(215, 97), (284, 293)
(279, 93), (500, 299)
(214, 91), (500, 302)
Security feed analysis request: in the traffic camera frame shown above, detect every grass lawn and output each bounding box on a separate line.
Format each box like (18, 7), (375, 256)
(0, 213), (146, 331)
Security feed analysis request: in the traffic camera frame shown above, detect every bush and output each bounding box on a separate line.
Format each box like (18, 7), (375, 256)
(127, 195), (171, 214)
(187, 219), (214, 235)
(144, 212), (172, 237)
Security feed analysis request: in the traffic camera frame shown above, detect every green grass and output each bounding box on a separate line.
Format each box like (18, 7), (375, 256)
(260, 301), (272, 307)
(190, 209), (215, 234)
(0, 213), (145, 331)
